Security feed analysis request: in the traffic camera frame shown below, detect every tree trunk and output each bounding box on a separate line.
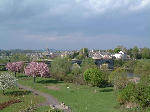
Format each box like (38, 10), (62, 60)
(33, 76), (36, 83)
(15, 72), (16, 77)
(2, 90), (5, 95)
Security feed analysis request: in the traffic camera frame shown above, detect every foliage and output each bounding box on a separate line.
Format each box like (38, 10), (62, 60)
(71, 63), (81, 75)
(76, 54), (85, 60)
(0, 65), (6, 71)
(141, 48), (150, 59)
(122, 60), (137, 73)
(134, 78), (150, 108)
(134, 60), (150, 77)
(100, 64), (110, 80)
(117, 75), (150, 110)
(81, 58), (96, 73)
(0, 72), (17, 94)
(0, 59), (9, 64)
(109, 68), (129, 90)
(114, 59), (126, 68)
(131, 46), (139, 59)
(50, 57), (71, 80)
(70, 51), (79, 59)
(84, 68), (103, 86)
(64, 73), (85, 85)
(117, 83), (136, 104)
(114, 48), (121, 53)
(79, 48), (88, 57)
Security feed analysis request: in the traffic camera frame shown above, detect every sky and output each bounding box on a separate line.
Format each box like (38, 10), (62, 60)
(0, 0), (150, 50)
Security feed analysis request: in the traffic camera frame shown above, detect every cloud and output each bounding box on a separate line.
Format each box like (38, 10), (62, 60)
(129, 0), (150, 11)
(0, 0), (149, 49)
(76, 0), (150, 15)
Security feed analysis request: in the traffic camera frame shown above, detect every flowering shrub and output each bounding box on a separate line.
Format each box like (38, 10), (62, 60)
(24, 62), (50, 82)
(6, 62), (24, 77)
(0, 72), (18, 94)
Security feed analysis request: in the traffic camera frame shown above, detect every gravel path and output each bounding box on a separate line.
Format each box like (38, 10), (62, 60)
(17, 84), (71, 112)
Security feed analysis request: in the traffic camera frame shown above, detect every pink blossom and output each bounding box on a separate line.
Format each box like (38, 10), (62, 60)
(24, 62), (50, 77)
(6, 61), (24, 72)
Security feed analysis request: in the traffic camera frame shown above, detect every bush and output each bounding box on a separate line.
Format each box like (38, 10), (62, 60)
(64, 74), (85, 85)
(109, 68), (129, 90)
(50, 57), (71, 80)
(114, 59), (126, 68)
(117, 76), (150, 110)
(71, 63), (81, 75)
(0, 65), (6, 71)
(81, 58), (96, 73)
(0, 72), (18, 94)
(117, 83), (136, 104)
(134, 81), (150, 108)
(84, 68), (103, 86)
(134, 60), (150, 77)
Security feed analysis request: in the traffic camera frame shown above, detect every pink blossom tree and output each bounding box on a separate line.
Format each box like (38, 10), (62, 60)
(6, 62), (24, 77)
(24, 62), (50, 83)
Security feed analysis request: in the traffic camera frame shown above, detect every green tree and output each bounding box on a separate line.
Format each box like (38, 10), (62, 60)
(72, 51), (79, 59)
(81, 58), (96, 73)
(114, 48), (121, 53)
(122, 60), (137, 73)
(131, 46), (139, 59)
(109, 68), (129, 90)
(141, 48), (150, 59)
(134, 60), (150, 77)
(50, 57), (72, 80)
(72, 63), (81, 75)
(84, 68), (104, 86)
(79, 48), (89, 57)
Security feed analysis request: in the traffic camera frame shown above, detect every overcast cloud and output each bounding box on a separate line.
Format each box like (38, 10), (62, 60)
(0, 0), (150, 49)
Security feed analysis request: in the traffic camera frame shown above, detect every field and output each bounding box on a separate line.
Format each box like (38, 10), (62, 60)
(0, 72), (122, 112)
(17, 73), (120, 112)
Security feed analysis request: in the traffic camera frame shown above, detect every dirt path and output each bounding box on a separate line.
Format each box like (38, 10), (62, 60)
(17, 84), (71, 112)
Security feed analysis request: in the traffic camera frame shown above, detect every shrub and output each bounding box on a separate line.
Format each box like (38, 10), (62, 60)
(50, 57), (71, 80)
(117, 76), (150, 110)
(0, 66), (6, 71)
(64, 73), (85, 85)
(0, 72), (17, 94)
(71, 63), (81, 75)
(84, 68), (103, 86)
(134, 81), (150, 108)
(81, 58), (96, 73)
(109, 68), (129, 90)
(117, 83), (136, 104)
(114, 59), (126, 68)
(134, 60), (150, 77)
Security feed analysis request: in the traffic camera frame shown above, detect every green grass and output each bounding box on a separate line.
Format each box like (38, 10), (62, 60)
(16, 73), (120, 112)
(0, 88), (45, 112)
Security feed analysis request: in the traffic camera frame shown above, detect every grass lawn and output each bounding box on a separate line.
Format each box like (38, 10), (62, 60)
(15, 72), (121, 112)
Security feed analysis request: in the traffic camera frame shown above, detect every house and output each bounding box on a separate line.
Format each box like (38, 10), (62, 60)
(113, 51), (128, 60)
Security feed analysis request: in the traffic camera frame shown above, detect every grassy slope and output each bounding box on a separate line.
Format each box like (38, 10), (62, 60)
(17, 73), (120, 112)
